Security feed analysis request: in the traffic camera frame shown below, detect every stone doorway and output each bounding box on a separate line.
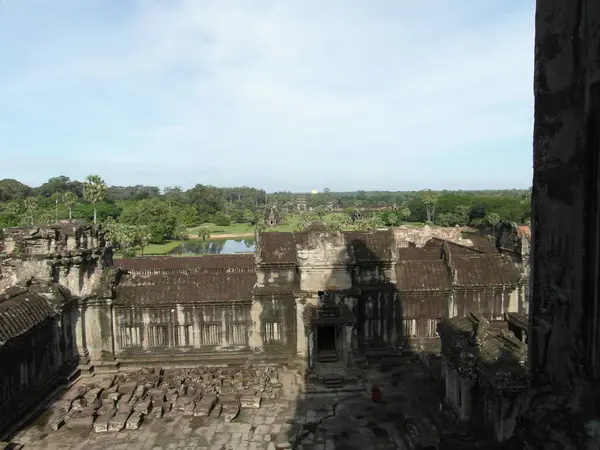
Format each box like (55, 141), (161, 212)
(317, 325), (338, 362)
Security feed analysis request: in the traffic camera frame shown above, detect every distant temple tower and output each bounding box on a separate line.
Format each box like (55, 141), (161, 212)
(264, 205), (281, 228)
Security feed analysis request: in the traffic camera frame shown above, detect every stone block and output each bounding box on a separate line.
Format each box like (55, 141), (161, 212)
(93, 409), (116, 433)
(117, 404), (133, 414)
(209, 403), (223, 418)
(118, 382), (137, 394)
(175, 395), (196, 412)
(133, 398), (152, 414)
(240, 395), (262, 409)
(193, 394), (217, 417)
(125, 412), (143, 430)
(67, 414), (95, 430)
(49, 414), (66, 431)
(133, 385), (146, 399)
(147, 388), (165, 402)
(84, 387), (104, 401)
(148, 405), (163, 420)
(222, 403), (240, 423)
(108, 411), (131, 432)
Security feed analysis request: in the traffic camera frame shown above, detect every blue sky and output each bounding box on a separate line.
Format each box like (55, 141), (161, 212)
(0, 0), (535, 192)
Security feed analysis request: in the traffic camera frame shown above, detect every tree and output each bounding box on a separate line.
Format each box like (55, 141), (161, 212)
(422, 190), (439, 223)
(135, 225), (151, 256)
(486, 212), (501, 235)
(62, 191), (77, 220)
(83, 175), (107, 224)
(197, 226), (211, 251)
(174, 222), (187, 246)
(197, 226), (211, 242)
(24, 196), (38, 225)
(400, 207), (411, 222)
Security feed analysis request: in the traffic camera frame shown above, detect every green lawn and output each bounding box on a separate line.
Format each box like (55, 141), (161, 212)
(113, 240), (182, 258)
(187, 222), (255, 236)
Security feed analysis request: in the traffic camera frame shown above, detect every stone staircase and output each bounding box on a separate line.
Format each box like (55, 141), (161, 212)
(322, 374), (344, 389)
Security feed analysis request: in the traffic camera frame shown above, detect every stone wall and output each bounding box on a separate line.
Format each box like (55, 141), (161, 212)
(0, 225), (112, 297)
(520, 1), (600, 448)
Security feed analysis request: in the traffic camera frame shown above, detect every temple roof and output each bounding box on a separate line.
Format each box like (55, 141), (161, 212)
(0, 279), (71, 344)
(396, 260), (451, 291)
(397, 246), (443, 261)
(343, 230), (395, 261)
(117, 254), (255, 272)
(114, 270), (256, 305)
(450, 255), (521, 286)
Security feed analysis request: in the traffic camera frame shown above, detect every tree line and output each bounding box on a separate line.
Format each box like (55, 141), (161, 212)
(0, 176), (531, 245)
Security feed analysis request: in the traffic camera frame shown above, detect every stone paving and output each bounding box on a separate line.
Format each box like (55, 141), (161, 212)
(8, 358), (451, 450)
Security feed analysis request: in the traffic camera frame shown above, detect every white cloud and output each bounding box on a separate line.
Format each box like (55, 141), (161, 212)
(0, 0), (535, 190)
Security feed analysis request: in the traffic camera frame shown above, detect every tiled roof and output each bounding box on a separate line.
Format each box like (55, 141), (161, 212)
(396, 260), (451, 291)
(397, 247), (442, 261)
(451, 255), (521, 286)
(0, 280), (71, 343)
(117, 255), (255, 272)
(343, 230), (395, 261)
(257, 232), (296, 264)
(115, 270), (256, 305)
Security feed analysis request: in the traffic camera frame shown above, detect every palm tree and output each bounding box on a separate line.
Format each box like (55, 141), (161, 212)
(486, 212), (501, 235)
(83, 175), (107, 224)
(24, 196), (38, 225)
(62, 191), (78, 221)
(422, 190), (438, 223)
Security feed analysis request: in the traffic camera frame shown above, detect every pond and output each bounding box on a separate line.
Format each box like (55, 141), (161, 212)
(168, 238), (256, 255)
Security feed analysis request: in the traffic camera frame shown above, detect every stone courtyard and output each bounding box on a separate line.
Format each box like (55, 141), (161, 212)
(6, 357), (454, 450)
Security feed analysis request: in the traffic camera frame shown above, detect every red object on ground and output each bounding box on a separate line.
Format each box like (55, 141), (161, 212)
(371, 384), (381, 402)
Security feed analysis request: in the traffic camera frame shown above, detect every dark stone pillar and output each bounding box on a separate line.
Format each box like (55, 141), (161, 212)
(521, 1), (600, 448)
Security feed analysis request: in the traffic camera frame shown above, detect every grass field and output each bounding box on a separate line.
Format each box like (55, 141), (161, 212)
(187, 222), (255, 236)
(113, 239), (182, 258)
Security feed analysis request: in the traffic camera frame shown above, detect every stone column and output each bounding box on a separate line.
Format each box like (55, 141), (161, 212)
(521, 1), (600, 448)
(295, 298), (307, 357)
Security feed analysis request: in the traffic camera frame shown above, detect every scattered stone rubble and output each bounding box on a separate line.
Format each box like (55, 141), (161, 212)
(48, 364), (282, 433)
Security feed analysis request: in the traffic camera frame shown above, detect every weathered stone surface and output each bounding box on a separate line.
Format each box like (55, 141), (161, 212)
(125, 412), (143, 430)
(67, 413), (95, 430)
(193, 394), (217, 417)
(93, 409), (116, 433)
(133, 398), (152, 414)
(49, 414), (66, 431)
(222, 402), (240, 423)
(108, 412), (131, 432)
(518, 1), (600, 449)
(240, 394), (262, 409)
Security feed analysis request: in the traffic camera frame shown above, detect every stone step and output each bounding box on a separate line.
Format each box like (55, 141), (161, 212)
(317, 355), (339, 363)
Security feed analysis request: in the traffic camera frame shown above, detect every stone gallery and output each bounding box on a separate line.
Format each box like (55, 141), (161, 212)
(0, 222), (530, 442)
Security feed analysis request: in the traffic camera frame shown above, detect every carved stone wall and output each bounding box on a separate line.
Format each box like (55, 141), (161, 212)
(0, 225), (112, 297)
(522, 1), (600, 448)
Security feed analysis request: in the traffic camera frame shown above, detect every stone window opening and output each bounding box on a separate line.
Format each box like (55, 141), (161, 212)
(227, 322), (248, 346)
(119, 325), (142, 348)
(425, 318), (440, 338)
(200, 322), (222, 346)
(173, 324), (194, 347)
(364, 296), (380, 341)
(402, 318), (418, 338)
(264, 321), (282, 343)
(147, 324), (169, 348)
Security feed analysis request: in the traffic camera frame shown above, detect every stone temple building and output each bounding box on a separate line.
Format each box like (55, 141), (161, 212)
(0, 222), (530, 436)
(438, 311), (529, 444)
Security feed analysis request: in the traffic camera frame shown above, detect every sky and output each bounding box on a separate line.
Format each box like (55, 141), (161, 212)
(0, 0), (535, 193)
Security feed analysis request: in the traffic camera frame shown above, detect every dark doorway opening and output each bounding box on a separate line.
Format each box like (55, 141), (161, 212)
(318, 325), (336, 353)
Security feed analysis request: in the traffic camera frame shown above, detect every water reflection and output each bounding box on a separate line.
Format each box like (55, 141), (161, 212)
(169, 238), (256, 255)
